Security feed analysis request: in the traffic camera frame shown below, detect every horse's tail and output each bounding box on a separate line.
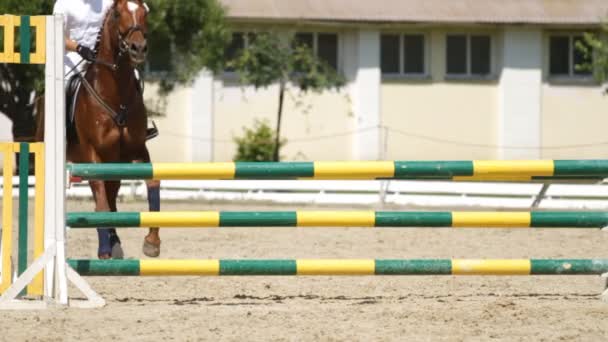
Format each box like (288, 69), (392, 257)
(33, 95), (45, 141)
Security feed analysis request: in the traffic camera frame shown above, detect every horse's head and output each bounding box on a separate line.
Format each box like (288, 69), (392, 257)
(112, 0), (149, 65)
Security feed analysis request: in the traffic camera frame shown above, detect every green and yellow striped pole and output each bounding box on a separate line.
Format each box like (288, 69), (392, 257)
(66, 211), (608, 228)
(67, 259), (608, 276)
(68, 160), (608, 181)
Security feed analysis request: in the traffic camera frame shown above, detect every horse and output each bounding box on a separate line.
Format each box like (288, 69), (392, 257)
(35, 0), (161, 259)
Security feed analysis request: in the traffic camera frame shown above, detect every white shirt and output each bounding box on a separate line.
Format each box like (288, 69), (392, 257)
(53, 0), (113, 76)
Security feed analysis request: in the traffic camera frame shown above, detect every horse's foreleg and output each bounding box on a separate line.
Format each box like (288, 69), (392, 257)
(89, 180), (117, 259)
(105, 180), (124, 259)
(134, 147), (161, 257)
(143, 179), (161, 257)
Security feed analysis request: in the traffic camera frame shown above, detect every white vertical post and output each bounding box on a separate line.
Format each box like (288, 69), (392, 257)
(190, 70), (214, 162)
(353, 30), (381, 161)
(44, 14), (67, 304)
(498, 28), (542, 159)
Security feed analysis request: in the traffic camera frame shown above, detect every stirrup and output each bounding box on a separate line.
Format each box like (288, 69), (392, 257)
(146, 120), (159, 141)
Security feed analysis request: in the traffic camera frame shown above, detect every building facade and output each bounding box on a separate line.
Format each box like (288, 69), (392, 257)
(144, 0), (608, 162)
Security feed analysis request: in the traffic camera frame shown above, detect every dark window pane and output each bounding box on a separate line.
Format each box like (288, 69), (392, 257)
(147, 32), (171, 72)
(381, 35), (400, 74)
(294, 32), (314, 50)
(470, 35), (491, 75)
(317, 33), (338, 70)
(404, 35), (425, 74)
(447, 35), (467, 74)
(0, 26), (4, 53)
(549, 36), (570, 75)
(225, 33), (245, 71)
(573, 36), (592, 76)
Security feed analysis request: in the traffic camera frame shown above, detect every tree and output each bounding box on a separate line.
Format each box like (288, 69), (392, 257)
(577, 22), (608, 93)
(146, 0), (230, 93)
(233, 119), (285, 161)
(230, 32), (345, 161)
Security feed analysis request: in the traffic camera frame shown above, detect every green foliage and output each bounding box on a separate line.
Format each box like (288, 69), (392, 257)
(230, 32), (345, 92)
(146, 0), (230, 92)
(576, 23), (608, 91)
(233, 119), (286, 162)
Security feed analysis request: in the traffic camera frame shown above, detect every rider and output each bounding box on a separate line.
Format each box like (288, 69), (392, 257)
(53, 0), (158, 139)
(53, 0), (112, 81)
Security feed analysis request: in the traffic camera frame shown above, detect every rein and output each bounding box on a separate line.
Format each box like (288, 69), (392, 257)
(78, 6), (144, 127)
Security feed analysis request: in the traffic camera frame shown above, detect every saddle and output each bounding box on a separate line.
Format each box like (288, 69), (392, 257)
(66, 74), (81, 143)
(65, 73), (159, 142)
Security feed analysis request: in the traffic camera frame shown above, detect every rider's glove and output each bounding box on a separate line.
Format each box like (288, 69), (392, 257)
(76, 44), (96, 62)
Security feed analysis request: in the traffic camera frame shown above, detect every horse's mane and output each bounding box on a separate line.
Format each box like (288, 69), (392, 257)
(93, 5), (116, 55)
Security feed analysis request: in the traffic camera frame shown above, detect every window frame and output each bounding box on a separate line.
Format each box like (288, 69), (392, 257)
(294, 31), (341, 72)
(381, 32), (431, 80)
(444, 33), (496, 81)
(546, 32), (595, 82)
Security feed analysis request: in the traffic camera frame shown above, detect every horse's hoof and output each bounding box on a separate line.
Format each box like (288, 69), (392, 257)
(142, 240), (160, 258)
(112, 243), (124, 259)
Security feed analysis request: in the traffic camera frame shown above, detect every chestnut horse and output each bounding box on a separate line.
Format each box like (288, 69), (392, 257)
(36, 0), (161, 259)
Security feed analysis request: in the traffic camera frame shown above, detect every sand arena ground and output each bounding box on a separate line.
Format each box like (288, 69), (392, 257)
(1, 198), (608, 341)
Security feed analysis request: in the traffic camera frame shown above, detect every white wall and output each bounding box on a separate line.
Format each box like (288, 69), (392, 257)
(499, 28), (542, 159)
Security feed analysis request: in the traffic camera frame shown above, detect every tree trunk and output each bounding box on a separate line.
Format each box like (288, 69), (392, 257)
(273, 81), (286, 162)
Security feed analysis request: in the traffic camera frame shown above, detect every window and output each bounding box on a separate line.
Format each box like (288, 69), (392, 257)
(446, 34), (492, 77)
(294, 32), (340, 71)
(224, 32), (246, 72)
(549, 35), (592, 77)
(381, 34), (427, 76)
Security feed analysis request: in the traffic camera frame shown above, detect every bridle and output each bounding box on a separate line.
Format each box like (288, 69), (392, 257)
(116, 15), (146, 57)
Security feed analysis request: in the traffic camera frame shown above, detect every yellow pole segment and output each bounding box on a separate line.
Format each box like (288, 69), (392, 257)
(452, 212), (531, 227)
(11, 16), (21, 63)
(152, 163), (236, 180)
(0, 15), (15, 64)
(473, 160), (554, 177)
(0, 144), (15, 293)
(452, 259), (532, 275)
(297, 259), (375, 275)
(297, 211), (376, 227)
(29, 16), (46, 64)
(140, 212), (220, 227)
(27, 143), (45, 296)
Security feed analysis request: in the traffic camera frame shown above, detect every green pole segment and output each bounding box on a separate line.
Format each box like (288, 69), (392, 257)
(553, 160), (608, 176)
(66, 212), (141, 228)
(68, 259), (140, 276)
(530, 259), (608, 275)
(68, 163), (153, 180)
(17, 143), (30, 296)
(531, 212), (608, 228)
(19, 16), (31, 64)
(219, 212), (298, 226)
(375, 212), (453, 227)
(375, 259), (452, 274)
(235, 162), (314, 179)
